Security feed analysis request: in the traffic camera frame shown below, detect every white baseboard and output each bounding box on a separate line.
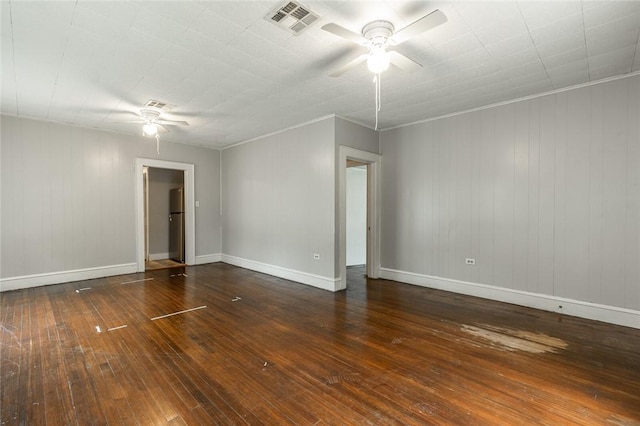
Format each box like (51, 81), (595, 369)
(196, 253), (222, 265)
(380, 268), (640, 330)
(149, 252), (170, 261)
(221, 254), (340, 291)
(0, 263), (138, 292)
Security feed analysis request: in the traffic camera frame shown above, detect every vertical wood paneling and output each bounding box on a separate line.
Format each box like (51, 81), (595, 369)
(1, 119), (19, 275)
(553, 92), (568, 298)
(22, 121), (46, 274)
(513, 102), (530, 292)
(40, 124), (54, 274)
(470, 112), (483, 285)
(588, 85), (604, 304)
(601, 80), (628, 308)
(424, 125), (438, 271)
(526, 98), (541, 295)
(379, 74), (640, 312)
(625, 76), (640, 309)
(434, 120), (450, 278)
(453, 115), (473, 282)
(1, 115), (221, 281)
(492, 105), (515, 289)
(400, 124), (428, 273)
(477, 108), (495, 285)
(394, 129), (412, 272)
(536, 95), (556, 297)
(71, 127), (86, 270)
(564, 89), (591, 299)
(49, 124), (67, 272)
(83, 129), (100, 267)
(221, 118), (335, 278)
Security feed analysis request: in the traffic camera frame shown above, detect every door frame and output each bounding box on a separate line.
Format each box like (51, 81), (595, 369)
(135, 158), (195, 272)
(338, 146), (381, 290)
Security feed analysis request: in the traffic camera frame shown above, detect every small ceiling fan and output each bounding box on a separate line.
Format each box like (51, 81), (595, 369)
(123, 107), (189, 137)
(321, 9), (447, 76)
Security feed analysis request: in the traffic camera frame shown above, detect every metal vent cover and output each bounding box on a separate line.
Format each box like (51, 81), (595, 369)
(144, 100), (174, 111)
(265, 1), (320, 35)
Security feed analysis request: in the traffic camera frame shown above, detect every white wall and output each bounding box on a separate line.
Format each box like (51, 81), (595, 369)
(0, 115), (221, 289)
(148, 168), (183, 258)
(335, 117), (379, 154)
(346, 167), (367, 266)
(221, 116), (380, 290)
(334, 117), (379, 277)
(221, 118), (337, 289)
(380, 75), (640, 322)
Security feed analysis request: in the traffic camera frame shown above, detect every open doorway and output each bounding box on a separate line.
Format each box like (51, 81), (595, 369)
(338, 147), (381, 290)
(346, 162), (367, 282)
(144, 167), (185, 271)
(135, 158), (196, 272)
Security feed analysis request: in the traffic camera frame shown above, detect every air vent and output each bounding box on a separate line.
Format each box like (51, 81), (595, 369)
(144, 100), (175, 111)
(265, 1), (320, 35)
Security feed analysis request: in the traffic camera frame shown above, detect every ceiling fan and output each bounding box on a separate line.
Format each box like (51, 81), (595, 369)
(321, 9), (447, 76)
(114, 105), (189, 154)
(124, 107), (189, 137)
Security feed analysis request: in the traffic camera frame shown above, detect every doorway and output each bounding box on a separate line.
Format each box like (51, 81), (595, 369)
(135, 158), (196, 272)
(346, 160), (368, 288)
(346, 162), (367, 278)
(338, 147), (381, 290)
(144, 167), (185, 270)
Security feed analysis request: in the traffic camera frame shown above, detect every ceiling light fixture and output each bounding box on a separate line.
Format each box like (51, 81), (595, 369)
(367, 48), (390, 74)
(143, 122), (158, 136)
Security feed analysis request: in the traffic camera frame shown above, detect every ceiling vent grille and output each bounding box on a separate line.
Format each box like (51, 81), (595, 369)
(265, 1), (320, 35)
(144, 100), (174, 111)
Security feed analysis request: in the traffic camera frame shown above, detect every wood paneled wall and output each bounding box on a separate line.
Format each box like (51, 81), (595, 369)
(0, 116), (221, 280)
(380, 75), (640, 311)
(221, 118), (336, 279)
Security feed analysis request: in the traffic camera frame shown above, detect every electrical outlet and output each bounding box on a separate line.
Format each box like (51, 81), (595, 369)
(465, 258), (475, 265)
(313, 254), (320, 260)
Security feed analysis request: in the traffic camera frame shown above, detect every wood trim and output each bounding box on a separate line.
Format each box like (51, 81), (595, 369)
(338, 146), (382, 290)
(0, 263), (137, 292)
(135, 158), (195, 272)
(195, 254), (222, 264)
(380, 267), (640, 329)
(221, 255), (339, 291)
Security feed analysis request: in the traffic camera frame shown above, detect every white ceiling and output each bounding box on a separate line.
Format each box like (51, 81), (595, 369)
(2, 0), (639, 149)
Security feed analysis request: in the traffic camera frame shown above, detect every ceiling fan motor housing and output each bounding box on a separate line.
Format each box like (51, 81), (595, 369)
(362, 20), (395, 48)
(140, 108), (161, 123)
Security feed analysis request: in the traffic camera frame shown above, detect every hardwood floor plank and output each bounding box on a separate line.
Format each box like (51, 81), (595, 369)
(2, 264), (639, 424)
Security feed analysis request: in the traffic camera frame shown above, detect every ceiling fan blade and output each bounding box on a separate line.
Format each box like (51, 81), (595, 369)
(389, 51), (422, 72)
(157, 124), (169, 133)
(115, 119), (145, 123)
(156, 119), (189, 126)
(389, 9), (447, 45)
(329, 53), (368, 77)
(321, 23), (367, 45)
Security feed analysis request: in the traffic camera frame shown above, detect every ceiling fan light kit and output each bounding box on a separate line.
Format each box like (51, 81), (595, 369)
(367, 48), (391, 74)
(143, 122), (158, 137)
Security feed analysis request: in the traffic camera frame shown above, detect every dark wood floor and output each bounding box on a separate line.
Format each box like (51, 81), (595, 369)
(1, 264), (639, 425)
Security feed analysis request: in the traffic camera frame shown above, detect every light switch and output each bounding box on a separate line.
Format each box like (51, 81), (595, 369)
(195, 201), (200, 207)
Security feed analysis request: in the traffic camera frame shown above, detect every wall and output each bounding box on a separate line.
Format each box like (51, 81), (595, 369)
(221, 118), (337, 290)
(0, 115), (221, 290)
(346, 166), (367, 266)
(380, 75), (640, 327)
(148, 168), (183, 259)
(334, 117), (379, 277)
(335, 117), (379, 154)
